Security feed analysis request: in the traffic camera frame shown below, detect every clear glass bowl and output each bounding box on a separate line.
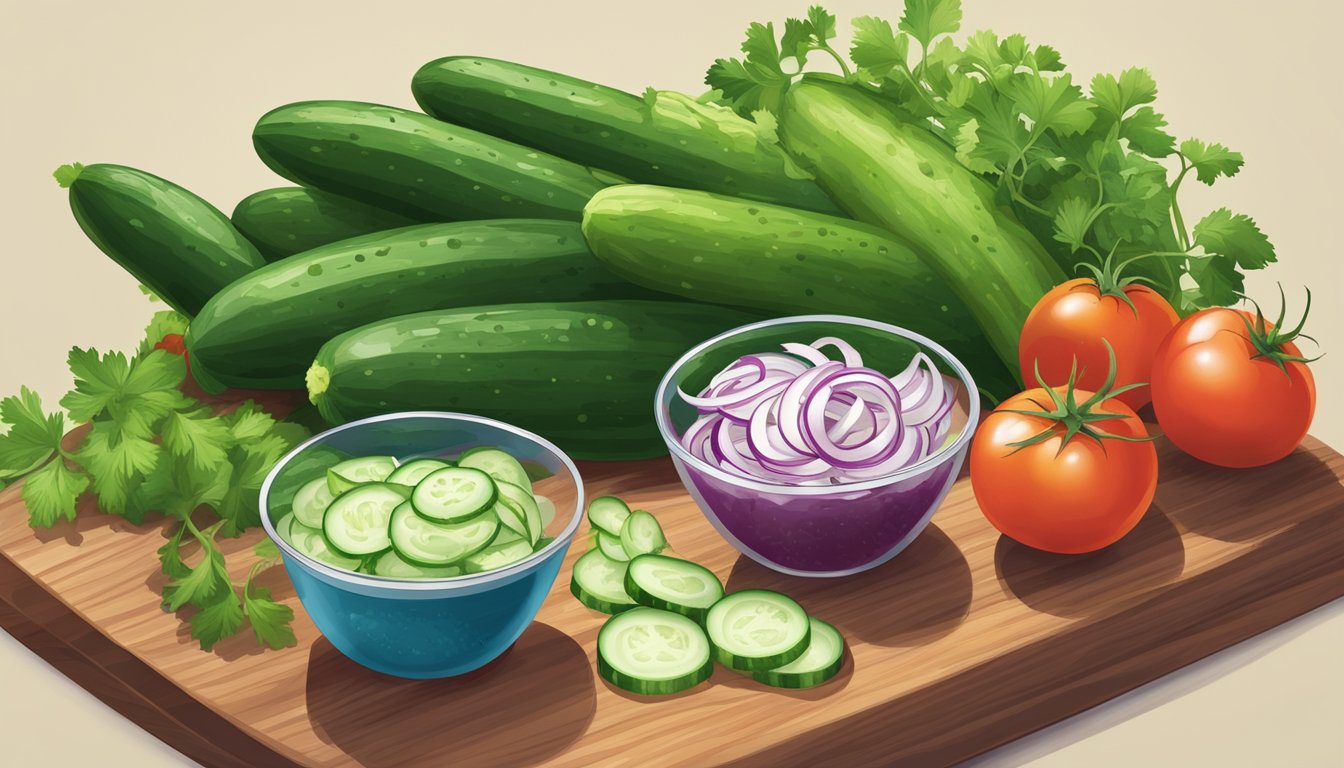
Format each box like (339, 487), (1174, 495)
(655, 315), (978, 578)
(259, 412), (583, 679)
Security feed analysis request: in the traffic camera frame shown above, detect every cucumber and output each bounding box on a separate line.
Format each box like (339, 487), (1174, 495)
(457, 447), (530, 490)
(231, 187), (417, 260)
(253, 101), (613, 222)
(493, 499), (530, 542)
(386, 458), (451, 487)
(536, 495), (556, 530)
(290, 476), (334, 529)
(587, 496), (630, 536)
(410, 467), (496, 523)
(411, 57), (840, 215)
(321, 483), (403, 556)
(597, 607), (714, 695)
(186, 220), (657, 391)
(582, 184), (1017, 397)
(779, 78), (1064, 372)
(596, 530), (631, 562)
(619, 511), (667, 558)
(306, 300), (764, 460)
(463, 538), (535, 574)
(58, 163), (266, 316)
(752, 618), (845, 689)
(372, 550), (462, 579)
(705, 590), (811, 671)
(284, 517), (363, 570)
(389, 502), (500, 566)
(570, 548), (637, 614)
(624, 554), (724, 624)
(496, 481), (543, 546)
(325, 456), (397, 496)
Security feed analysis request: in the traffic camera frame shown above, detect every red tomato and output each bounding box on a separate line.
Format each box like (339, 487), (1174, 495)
(1019, 278), (1178, 411)
(1151, 307), (1316, 468)
(153, 333), (187, 356)
(971, 387), (1158, 554)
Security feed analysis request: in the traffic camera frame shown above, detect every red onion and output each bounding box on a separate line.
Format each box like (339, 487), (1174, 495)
(679, 337), (957, 485)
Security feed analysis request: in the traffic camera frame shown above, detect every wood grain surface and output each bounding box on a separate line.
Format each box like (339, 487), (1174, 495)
(1, 433), (1341, 768)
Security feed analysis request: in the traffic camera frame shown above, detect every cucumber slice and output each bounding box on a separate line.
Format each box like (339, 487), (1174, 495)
(752, 618), (845, 689)
(536, 494), (556, 529)
(387, 458), (451, 487)
(496, 480), (542, 545)
(494, 497), (529, 540)
(390, 502), (499, 566)
(322, 483), (404, 556)
(273, 512), (297, 546)
(463, 538), (535, 574)
(493, 521), (526, 545)
(457, 447), (530, 489)
(705, 590), (811, 671)
(287, 516), (363, 570)
(411, 467), (497, 522)
(373, 550), (462, 579)
(587, 496), (630, 536)
(596, 530), (631, 562)
(326, 456), (397, 495)
(597, 607), (713, 695)
(570, 548), (637, 614)
(625, 554), (723, 624)
(535, 535), (555, 550)
(291, 477), (334, 529)
(619, 510), (666, 558)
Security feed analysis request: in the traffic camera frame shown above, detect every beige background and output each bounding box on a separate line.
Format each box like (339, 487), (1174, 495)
(1, 0), (1341, 765)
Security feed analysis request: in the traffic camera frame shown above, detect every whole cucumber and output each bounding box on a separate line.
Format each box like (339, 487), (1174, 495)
(581, 185), (1016, 397)
(58, 163), (266, 316)
(232, 187), (417, 260)
(185, 220), (660, 393)
(412, 56), (842, 216)
(306, 300), (764, 460)
(779, 78), (1063, 372)
(252, 101), (614, 222)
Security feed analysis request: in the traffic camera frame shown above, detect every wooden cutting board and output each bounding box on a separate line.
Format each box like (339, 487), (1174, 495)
(1, 431), (1342, 768)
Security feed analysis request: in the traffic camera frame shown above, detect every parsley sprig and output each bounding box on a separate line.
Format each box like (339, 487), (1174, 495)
(707, 1), (1276, 312)
(0, 309), (305, 651)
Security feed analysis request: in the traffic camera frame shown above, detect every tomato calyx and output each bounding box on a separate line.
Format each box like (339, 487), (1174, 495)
(1239, 285), (1322, 376)
(1074, 248), (1159, 316)
(1006, 340), (1155, 456)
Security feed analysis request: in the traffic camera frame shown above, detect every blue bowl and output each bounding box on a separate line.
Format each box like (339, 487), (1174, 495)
(259, 412), (584, 679)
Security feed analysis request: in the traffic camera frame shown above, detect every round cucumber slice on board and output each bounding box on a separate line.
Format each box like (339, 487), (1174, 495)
(596, 530), (631, 562)
(625, 554), (723, 623)
(291, 477), (334, 528)
(619, 510), (666, 558)
(326, 456), (398, 495)
(322, 483), (404, 556)
(457, 447), (530, 489)
(463, 538), (535, 574)
(372, 550), (462, 579)
(752, 618), (845, 689)
(705, 590), (811, 671)
(287, 517), (362, 570)
(597, 607), (713, 695)
(387, 458), (451, 487)
(570, 548), (637, 614)
(390, 502), (499, 566)
(411, 467), (497, 522)
(586, 496), (630, 536)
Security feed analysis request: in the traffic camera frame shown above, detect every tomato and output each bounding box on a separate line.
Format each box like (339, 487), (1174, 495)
(153, 333), (187, 356)
(1019, 278), (1178, 412)
(970, 386), (1158, 554)
(1151, 305), (1316, 468)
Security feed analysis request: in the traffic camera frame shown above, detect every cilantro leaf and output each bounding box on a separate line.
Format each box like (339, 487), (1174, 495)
(75, 421), (160, 514)
(162, 524), (231, 611)
(190, 590), (244, 651)
(1052, 197), (1094, 252)
(898, 0), (962, 49)
(161, 408), (233, 474)
(705, 57), (788, 117)
(951, 118), (1000, 175)
(850, 16), (907, 77)
(807, 5), (837, 42)
(61, 348), (189, 430)
(22, 459), (89, 527)
(224, 401), (277, 442)
(1089, 67), (1158, 119)
(61, 348), (131, 423)
(216, 434), (290, 536)
(243, 583), (296, 650)
(1031, 44), (1064, 72)
(1186, 254), (1245, 308)
(1193, 208), (1276, 269)
(1007, 73), (1095, 136)
(253, 537), (281, 560)
(1120, 107), (1175, 157)
(158, 523), (191, 579)
(137, 453), (232, 521)
(1180, 139), (1244, 185)
(780, 18), (815, 63)
(0, 387), (65, 477)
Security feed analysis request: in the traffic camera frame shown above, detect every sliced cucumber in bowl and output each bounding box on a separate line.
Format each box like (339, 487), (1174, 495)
(390, 502), (500, 566)
(326, 455), (398, 495)
(291, 476), (334, 528)
(458, 447), (530, 489)
(411, 466), (497, 522)
(387, 457), (451, 487)
(321, 483), (406, 556)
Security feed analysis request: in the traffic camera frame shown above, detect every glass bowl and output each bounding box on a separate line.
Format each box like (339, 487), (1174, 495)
(655, 315), (978, 578)
(259, 412), (583, 679)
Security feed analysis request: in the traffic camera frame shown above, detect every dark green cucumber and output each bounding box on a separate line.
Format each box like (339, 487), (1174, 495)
(779, 78), (1064, 373)
(253, 101), (614, 222)
(582, 185), (1017, 397)
(185, 220), (659, 392)
(231, 187), (416, 260)
(306, 300), (763, 459)
(412, 56), (841, 215)
(59, 163), (266, 316)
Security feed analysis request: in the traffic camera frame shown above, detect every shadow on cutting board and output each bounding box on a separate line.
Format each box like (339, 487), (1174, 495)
(724, 523), (973, 647)
(304, 621), (595, 768)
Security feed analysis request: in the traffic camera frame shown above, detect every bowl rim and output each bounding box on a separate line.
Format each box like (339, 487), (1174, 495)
(259, 411), (585, 591)
(654, 314), (981, 496)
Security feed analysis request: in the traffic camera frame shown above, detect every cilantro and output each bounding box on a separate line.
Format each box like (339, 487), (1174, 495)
(1179, 139), (1244, 185)
(898, 0), (962, 51)
(0, 387), (65, 478)
(191, 591), (245, 651)
(161, 408), (233, 473)
(243, 576), (296, 650)
(706, 5), (850, 117)
(22, 459), (89, 528)
(1193, 209), (1276, 269)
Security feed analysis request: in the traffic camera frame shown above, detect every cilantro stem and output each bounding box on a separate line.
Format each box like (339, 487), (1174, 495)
(817, 45), (852, 78)
(1169, 156), (1193, 251)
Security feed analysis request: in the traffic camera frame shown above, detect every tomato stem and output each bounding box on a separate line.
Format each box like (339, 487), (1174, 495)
(1239, 285), (1323, 376)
